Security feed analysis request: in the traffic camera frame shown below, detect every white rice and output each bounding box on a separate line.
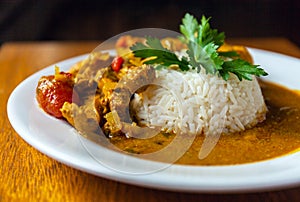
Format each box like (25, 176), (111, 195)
(131, 68), (267, 136)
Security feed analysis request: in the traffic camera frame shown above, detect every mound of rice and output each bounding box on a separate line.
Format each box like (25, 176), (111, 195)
(131, 69), (267, 136)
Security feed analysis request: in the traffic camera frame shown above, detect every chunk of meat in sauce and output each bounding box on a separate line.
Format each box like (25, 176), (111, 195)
(110, 65), (156, 123)
(36, 72), (79, 118)
(104, 65), (157, 137)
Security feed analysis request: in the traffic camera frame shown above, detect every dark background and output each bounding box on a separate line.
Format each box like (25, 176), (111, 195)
(1, 0), (299, 46)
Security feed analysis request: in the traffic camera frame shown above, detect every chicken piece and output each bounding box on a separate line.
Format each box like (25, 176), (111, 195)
(105, 65), (158, 137)
(60, 52), (116, 133)
(110, 65), (156, 123)
(61, 96), (100, 135)
(70, 52), (113, 78)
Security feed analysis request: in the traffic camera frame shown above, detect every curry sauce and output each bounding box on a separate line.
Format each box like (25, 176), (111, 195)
(110, 80), (300, 165)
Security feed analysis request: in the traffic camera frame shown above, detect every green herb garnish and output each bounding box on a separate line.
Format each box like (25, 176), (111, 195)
(130, 13), (268, 81)
(130, 37), (190, 71)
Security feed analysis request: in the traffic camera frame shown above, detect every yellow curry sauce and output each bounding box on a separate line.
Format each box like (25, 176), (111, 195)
(110, 80), (300, 165)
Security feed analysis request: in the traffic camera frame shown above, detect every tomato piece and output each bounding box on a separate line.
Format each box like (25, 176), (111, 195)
(36, 72), (79, 118)
(111, 56), (124, 72)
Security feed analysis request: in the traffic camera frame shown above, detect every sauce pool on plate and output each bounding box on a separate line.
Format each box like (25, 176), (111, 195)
(110, 80), (300, 165)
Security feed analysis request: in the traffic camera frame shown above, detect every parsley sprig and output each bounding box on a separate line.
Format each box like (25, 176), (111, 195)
(130, 37), (190, 71)
(130, 13), (268, 81)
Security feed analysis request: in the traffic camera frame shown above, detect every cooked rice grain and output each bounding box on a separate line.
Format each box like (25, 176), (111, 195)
(131, 69), (267, 136)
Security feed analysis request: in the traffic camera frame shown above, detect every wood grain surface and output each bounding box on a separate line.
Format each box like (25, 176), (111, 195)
(1, 38), (300, 202)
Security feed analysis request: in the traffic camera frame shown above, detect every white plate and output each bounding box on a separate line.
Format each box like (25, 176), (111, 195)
(7, 48), (300, 193)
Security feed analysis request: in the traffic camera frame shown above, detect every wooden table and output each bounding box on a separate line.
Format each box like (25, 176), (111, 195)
(1, 38), (300, 201)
